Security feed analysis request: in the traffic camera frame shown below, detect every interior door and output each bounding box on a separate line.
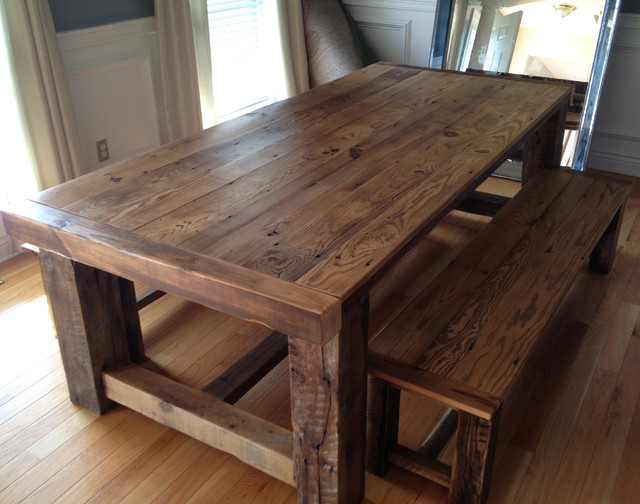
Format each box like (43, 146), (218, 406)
(484, 10), (522, 72)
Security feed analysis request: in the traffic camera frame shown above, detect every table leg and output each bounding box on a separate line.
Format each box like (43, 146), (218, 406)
(39, 250), (143, 414)
(449, 405), (502, 504)
(522, 100), (568, 183)
(288, 295), (369, 503)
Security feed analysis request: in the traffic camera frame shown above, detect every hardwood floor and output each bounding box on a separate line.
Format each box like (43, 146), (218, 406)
(0, 174), (638, 503)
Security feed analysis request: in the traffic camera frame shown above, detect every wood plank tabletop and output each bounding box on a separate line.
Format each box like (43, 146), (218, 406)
(3, 63), (572, 339)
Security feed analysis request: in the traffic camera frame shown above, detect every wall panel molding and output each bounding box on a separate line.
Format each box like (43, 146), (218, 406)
(344, 0), (436, 12)
(0, 229), (18, 263)
(356, 18), (412, 65)
(58, 17), (161, 172)
(343, 0), (437, 67)
(588, 13), (640, 176)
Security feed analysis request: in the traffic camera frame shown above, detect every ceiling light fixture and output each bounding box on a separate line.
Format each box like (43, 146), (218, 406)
(554, 3), (578, 18)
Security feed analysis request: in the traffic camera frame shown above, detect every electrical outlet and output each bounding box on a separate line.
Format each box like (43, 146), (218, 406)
(96, 139), (109, 162)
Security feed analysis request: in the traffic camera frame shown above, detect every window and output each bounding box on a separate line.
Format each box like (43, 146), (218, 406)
(0, 6), (38, 260)
(0, 9), (37, 204)
(206, 0), (287, 123)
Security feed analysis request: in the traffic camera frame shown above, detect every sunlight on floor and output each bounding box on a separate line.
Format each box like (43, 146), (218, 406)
(0, 295), (56, 383)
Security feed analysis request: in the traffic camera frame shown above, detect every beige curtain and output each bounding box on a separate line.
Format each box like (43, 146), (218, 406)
(2, 0), (85, 190)
(155, 0), (212, 142)
(276, 0), (310, 96)
(188, 0), (215, 129)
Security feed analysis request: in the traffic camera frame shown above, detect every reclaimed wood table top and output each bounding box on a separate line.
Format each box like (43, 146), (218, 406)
(2, 63), (572, 344)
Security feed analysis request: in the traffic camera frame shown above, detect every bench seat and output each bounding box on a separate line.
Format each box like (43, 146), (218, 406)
(366, 167), (633, 504)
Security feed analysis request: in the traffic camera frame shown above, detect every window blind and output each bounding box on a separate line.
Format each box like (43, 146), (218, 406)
(206, 0), (275, 122)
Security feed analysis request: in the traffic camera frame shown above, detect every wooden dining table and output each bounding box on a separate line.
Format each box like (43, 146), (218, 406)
(1, 63), (572, 503)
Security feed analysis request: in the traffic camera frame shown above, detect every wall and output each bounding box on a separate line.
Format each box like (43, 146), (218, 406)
(621, 0), (640, 15)
(588, 12), (640, 176)
(1, 2), (158, 263)
(49, 0), (154, 31)
(57, 18), (161, 172)
(342, 0), (438, 67)
(509, 28), (597, 81)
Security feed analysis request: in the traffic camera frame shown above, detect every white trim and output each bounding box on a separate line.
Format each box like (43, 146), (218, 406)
(58, 18), (161, 171)
(343, 0), (436, 13)
(587, 12), (640, 177)
(593, 127), (640, 144)
(0, 234), (19, 263)
(57, 17), (156, 51)
(588, 149), (640, 177)
(355, 17), (413, 64)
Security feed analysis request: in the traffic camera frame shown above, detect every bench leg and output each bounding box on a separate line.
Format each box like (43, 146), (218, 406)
(449, 405), (502, 504)
(590, 206), (624, 274)
(366, 376), (401, 476)
(39, 250), (144, 415)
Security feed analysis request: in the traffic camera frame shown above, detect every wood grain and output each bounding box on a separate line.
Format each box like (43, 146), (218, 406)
(102, 362), (295, 486)
(2, 201), (340, 345)
(38, 250), (142, 414)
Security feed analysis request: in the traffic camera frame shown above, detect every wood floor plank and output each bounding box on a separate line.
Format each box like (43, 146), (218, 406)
(609, 357), (640, 503)
(149, 445), (232, 504)
(577, 414), (633, 503)
(582, 271), (629, 350)
(86, 428), (187, 503)
(27, 408), (98, 460)
(545, 367), (618, 504)
(0, 382), (69, 455)
(488, 446), (534, 504)
(0, 352), (63, 408)
(510, 345), (601, 504)
(50, 416), (167, 503)
(0, 407), (135, 503)
(185, 456), (247, 503)
(597, 302), (640, 372)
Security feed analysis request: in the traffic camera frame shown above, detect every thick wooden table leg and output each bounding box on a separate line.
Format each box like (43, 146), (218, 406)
(522, 101), (568, 183)
(39, 250), (143, 414)
(288, 295), (368, 503)
(449, 406), (501, 504)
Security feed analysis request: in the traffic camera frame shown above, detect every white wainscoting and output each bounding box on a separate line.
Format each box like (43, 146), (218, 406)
(588, 13), (640, 177)
(342, 0), (437, 67)
(0, 219), (18, 263)
(58, 17), (161, 172)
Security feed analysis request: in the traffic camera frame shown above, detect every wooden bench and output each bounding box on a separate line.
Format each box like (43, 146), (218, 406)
(366, 167), (633, 504)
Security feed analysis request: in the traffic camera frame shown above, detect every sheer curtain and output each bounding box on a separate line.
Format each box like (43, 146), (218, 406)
(155, 0), (213, 142)
(277, 0), (310, 96)
(1, 0), (85, 191)
(0, 4), (37, 206)
(1, 1), (85, 261)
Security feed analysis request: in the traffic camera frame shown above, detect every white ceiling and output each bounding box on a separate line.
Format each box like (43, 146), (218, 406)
(500, 0), (605, 35)
(501, 0), (604, 9)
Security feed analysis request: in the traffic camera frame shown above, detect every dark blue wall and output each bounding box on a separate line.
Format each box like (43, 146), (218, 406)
(621, 0), (640, 14)
(48, 0), (154, 32)
(49, 0), (638, 33)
